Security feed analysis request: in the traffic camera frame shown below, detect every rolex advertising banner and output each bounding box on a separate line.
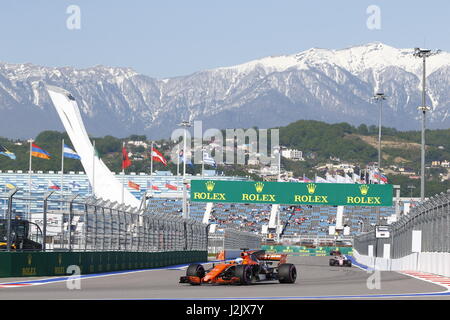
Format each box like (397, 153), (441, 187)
(191, 180), (393, 206)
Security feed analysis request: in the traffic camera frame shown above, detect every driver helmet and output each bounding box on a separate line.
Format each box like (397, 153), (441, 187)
(235, 257), (244, 264)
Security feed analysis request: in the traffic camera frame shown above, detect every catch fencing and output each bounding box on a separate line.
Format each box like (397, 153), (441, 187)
(208, 228), (262, 255)
(0, 189), (208, 252)
(353, 190), (450, 275)
(354, 190), (450, 258)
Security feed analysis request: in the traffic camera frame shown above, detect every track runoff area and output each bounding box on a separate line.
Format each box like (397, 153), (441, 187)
(1, 181), (449, 301)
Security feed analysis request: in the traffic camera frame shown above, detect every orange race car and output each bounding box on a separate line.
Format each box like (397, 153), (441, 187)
(179, 249), (297, 285)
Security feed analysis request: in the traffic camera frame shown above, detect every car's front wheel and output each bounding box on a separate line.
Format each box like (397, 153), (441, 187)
(186, 264), (205, 280)
(234, 265), (253, 285)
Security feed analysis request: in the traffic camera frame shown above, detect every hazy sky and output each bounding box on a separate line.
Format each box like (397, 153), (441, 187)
(0, 1), (449, 78)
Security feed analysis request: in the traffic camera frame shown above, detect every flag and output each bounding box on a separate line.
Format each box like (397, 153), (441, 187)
(128, 180), (140, 191)
(165, 182), (178, 191)
(373, 172), (388, 184)
(122, 147), (131, 169)
(69, 181), (81, 188)
(0, 145), (16, 160)
(179, 149), (194, 168)
(6, 183), (16, 190)
(32, 143), (51, 159)
(63, 144), (81, 160)
(151, 147), (167, 166)
(147, 181), (160, 191)
(302, 176), (313, 183)
(203, 151), (216, 167)
(48, 181), (60, 190)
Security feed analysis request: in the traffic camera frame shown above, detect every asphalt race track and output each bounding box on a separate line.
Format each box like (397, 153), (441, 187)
(0, 256), (448, 300)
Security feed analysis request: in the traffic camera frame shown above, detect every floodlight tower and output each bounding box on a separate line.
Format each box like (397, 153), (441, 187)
(413, 48), (441, 201)
(372, 92), (387, 184)
(178, 120), (192, 219)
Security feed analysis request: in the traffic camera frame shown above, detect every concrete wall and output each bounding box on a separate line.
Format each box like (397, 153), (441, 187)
(353, 249), (450, 277)
(0, 250), (207, 278)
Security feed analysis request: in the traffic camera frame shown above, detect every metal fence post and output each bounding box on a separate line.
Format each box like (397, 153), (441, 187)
(83, 199), (90, 252)
(5, 188), (19, 252)
(42, 190), (55, 252)
(68, 194), (79, 252)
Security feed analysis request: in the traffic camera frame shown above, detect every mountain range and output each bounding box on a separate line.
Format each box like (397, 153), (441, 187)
(1, 42), (449, 139)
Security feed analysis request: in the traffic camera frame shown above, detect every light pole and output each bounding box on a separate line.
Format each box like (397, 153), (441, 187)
(201, 146), (206, 179)
(27, 138), (34, 221)
(413, 48), (440, 201)
(372, 93), (386, 184)
(178, 120), (191, 219)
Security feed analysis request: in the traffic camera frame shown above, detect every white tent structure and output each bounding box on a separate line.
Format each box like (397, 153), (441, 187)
(46, 85), (140, 208)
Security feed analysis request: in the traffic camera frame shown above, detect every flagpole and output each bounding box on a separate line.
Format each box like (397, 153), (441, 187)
(201, 147), (205, 179)
(92, 140), (96, 197)
(28, 139), (33, 220)
(150, 141), (154, 176)
(150, 140), (154, 199)
(122, 142), (125, 204)
(177, 143), (180, 177)
(61, 138), (64, 214)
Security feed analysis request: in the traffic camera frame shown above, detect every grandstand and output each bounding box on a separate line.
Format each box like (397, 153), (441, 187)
(1, 170), (417, 237)
(0, 170), (247, 213)
(148, 199), (396, 236)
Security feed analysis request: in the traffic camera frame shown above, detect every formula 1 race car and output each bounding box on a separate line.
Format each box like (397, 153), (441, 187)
(179, 249), (297, 285)
(329, 254), (352, 267)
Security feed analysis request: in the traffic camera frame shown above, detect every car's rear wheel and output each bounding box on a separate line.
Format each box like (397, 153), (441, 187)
(234, 265), (253, 285)
(186, 264), (205, 278)
(278, 263), (297, 283)
(329, 259), (335, 266)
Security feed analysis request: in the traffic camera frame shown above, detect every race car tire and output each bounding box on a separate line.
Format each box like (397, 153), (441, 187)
(346, 261), (352, 267)
(329, 259), (335, 266)
(186, 264), (205, 278)
(278, 263), (297, 284)
(234, 265), (253, 285)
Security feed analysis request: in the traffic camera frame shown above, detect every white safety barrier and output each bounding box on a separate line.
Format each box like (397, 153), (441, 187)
(353, 249), (450, 277)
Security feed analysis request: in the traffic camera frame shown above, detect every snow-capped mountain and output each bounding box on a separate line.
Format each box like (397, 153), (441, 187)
(1, 42), (449, 139)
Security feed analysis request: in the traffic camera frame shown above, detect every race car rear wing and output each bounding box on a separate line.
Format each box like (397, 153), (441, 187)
(257, 254), (287, 264)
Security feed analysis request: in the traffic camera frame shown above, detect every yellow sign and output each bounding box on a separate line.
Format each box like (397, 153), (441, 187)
(307, 183), (316, 194)
(205, 181), (215, 192)
(360, 184), (369, 195)
(255, 182), (264, 193)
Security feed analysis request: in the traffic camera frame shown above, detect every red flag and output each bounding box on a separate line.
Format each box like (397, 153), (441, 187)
(48, 181), (60, 190)
(151, 147), (167, 166)
(152, 185), (159, 191)
(128, 180), (140, 191)
(122, 147), (131, 169)
(165, 183), (177, 191)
